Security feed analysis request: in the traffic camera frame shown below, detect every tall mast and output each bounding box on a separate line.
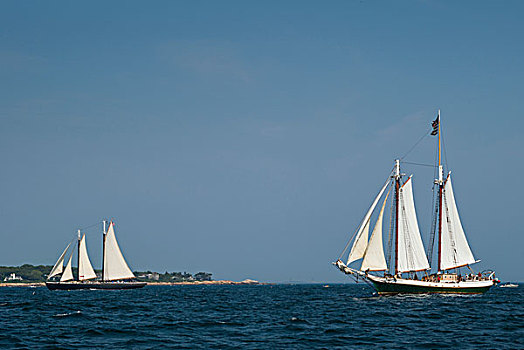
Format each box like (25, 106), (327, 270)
(394, 159), (400, 276)
(102, 220), (107, 281)
(437, 110), (443, 272)
(77, 229), (81, 281)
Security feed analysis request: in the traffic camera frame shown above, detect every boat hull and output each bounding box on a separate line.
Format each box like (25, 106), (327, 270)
(367, 275), (494, 295)
(45, 281), (147, 290)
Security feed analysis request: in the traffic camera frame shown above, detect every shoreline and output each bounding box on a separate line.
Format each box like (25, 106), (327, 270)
(0, 283), (44, 287)
(149, 279), (262, 286)
(0, 279), (262, 287)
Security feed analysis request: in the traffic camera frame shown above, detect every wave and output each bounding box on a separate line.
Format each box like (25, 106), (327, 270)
(289, 317), (310, 324)
(1, 284), (521, 348)
(53, 310), (82, 318)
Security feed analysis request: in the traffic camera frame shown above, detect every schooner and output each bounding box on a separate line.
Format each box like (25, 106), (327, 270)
(46, 220), (146, 290)
(335, 111), (498, 294)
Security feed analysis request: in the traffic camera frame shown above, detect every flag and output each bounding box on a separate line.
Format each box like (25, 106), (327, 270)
(430, 116), (439, 135)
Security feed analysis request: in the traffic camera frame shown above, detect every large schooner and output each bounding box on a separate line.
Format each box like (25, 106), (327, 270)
(335, 111), (499, 294)
(46, 220), (146, 290)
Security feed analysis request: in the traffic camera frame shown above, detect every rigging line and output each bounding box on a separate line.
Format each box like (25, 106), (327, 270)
(78, 221), (102, 231)
(61, 237), (77, 255)
(64, 238), (78, 260)
(439, 117), (449, 172)
(443, 192), (459, 268)
(338, 169), (395, 261)
(399, 190), (412, 272)
(345, 269), (375, 289)
(427, 133), (440, 268)
(401, 161), (437, 168)
(360, 275), (376, 289)
(399, 128), (431, 160)
(427, 185), (438, 267)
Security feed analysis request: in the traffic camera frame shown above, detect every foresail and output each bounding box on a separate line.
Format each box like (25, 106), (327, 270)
(60, 253), (74, 282)
(48, 242), (71, 279)
(440, 175), (476, 270)
(103, 222), (135, 281)
(348, 221), (369, 264)
(78, 234), (97, 281)
(347, 180), (390, 265)
(397, 177), (430, 273)
(360, 191), (390, 271)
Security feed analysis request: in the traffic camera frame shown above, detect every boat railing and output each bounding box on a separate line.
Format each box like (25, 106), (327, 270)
(422, 272), (495, 283)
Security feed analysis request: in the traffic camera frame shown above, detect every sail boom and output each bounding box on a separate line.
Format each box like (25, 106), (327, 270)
(398, 267), (430, 273)
(442, 260), (480, 271)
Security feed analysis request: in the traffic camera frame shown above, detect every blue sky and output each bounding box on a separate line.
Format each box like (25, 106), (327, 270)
(1, 1), (522, 282)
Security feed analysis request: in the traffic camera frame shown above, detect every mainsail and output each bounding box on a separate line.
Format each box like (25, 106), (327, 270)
(60, 253), (74, 282)
(397, 177), (430, 273)
(103, 222), (135, 281)
(48, 242), (71, 279)
(78, 234), (97, 281)
(347, 180), (390, 265)
(440, 174), (476, 270)
(360, 191), (390, 271)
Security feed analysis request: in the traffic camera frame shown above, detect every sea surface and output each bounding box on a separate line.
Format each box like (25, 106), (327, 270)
(0, 284), (522, 349)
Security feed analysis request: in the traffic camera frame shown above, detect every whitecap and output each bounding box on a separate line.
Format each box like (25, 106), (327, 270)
(53, 310), (82, 317)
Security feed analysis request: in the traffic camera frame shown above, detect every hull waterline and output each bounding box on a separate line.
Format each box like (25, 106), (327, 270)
(335, 262), (496, 295)
(367, 275), (494, 295)
(45, 281), (147, 290)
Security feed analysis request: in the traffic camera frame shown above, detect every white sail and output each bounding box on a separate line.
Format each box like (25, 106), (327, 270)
(361, 191), (390, 271)
(440, 175), (476, 270)
(78, 234), (97, 281)
(348, 221), (370, 265)
(397, 177), (430, 273)
(103, 222), (135, 281)
(60, 253), (74, 282)
(347, 180), (390, 265)
(48, 242), (71, 279)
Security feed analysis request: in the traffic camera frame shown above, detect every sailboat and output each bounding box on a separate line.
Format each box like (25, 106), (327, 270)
(334, 111), (499, 294)
(45, 220), (146, 290)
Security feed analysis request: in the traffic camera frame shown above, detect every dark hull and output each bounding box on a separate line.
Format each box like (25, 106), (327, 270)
(45, 281), (147, 290)
(370, 279), (493, 295)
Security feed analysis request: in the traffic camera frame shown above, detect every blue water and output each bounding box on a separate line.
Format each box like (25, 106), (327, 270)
(0, 284), (522, 349)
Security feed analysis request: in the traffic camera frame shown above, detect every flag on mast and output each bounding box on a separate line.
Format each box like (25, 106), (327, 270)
(430, 114), (439, 135)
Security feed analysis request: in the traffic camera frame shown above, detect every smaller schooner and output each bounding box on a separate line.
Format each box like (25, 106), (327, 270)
(46, 220), (146, 290)
(334, 111), (499, 294)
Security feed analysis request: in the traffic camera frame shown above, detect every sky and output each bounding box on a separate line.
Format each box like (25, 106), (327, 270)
(1, 1), (523, 282)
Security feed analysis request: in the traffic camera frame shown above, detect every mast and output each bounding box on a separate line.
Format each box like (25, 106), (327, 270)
(77, 229), (81, 281)
(394, 159), (400, 276)
(102, 220), (107, 281)
(437, 180), (443, 272)
(436, 110), (443, 272)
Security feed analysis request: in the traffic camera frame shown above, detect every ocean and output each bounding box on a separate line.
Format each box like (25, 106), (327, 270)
(0, 284), (522, 349)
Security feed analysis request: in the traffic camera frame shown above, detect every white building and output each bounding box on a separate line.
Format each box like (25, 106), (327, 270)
(3, 273), (23, 281)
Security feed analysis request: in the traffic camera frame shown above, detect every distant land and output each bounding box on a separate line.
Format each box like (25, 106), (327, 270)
(0, 264), (260, 286)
